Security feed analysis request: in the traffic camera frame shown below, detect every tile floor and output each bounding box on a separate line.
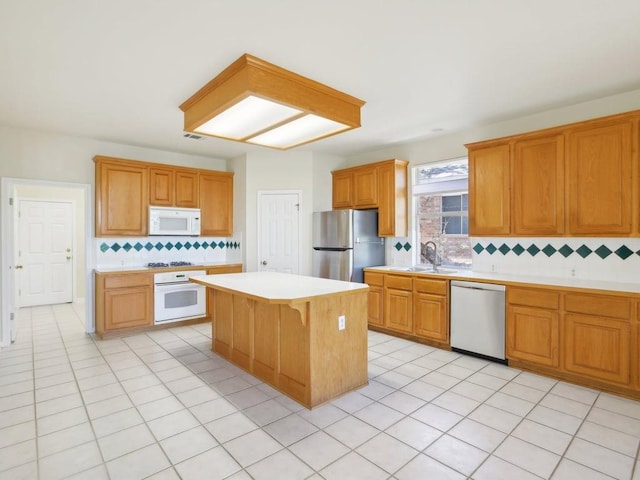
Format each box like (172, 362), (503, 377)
(1, 304), (640, 480)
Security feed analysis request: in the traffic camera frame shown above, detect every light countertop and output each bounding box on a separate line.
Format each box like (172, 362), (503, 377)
(190, 271), (368, 304)
(365, 266), (640, 295)
(94, 262), (242, 274)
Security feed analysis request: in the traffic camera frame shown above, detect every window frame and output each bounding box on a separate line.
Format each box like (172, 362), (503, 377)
(413, 157), (471, 269)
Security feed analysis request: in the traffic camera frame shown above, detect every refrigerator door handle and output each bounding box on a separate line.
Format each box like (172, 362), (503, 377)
(355, 238), (385, 244)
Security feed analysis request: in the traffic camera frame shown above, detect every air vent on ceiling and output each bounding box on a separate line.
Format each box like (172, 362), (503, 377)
(183, 133), (204, 140)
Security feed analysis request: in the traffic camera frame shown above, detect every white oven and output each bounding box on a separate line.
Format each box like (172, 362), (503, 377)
(154, 270), (206, 324)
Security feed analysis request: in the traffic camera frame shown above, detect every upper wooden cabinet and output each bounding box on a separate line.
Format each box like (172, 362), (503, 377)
(354, 166), (378, 208)
(95, 156), (233, 237)
(149, 166), (199, 208)
(512, 135), (565, 235)
(466, 109), (640, 237)
(377, 160), (408, 237)
(149, 167), (174, 206)
(567, 120), (633, 235)
(95, 156), (149, 236)
(200, 172), (234, 236)
(332, 159), (408, 237)
(468, 144), (510, 235)
(332, 170), (354, 209)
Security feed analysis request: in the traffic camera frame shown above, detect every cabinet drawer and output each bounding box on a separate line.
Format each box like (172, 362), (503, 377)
(104, 273), (152, 289)
(207, 265), (242, 274)
(414, 278), (447, 295)
(364, 272), (384, 287)
(565, 293), (631, 320)
(508, 287), (559, 310)
(385, 274), (412, 290)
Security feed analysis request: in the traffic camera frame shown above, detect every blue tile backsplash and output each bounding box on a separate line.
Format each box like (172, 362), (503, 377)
(95, 236), (242, 268)
(472, 241), (638, 260)
(472, 237), (640, 282)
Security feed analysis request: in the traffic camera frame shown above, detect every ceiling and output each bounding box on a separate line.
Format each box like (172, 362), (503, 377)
(2, 1), (640, 160)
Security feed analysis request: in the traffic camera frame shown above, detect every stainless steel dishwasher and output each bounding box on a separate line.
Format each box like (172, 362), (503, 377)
(450, 280), (506, 362)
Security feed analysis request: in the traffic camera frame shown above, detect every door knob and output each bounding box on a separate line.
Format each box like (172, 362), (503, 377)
(261, 260), (267, 266)
(66, 256), (72, 260)
(66, 248), (71, 252)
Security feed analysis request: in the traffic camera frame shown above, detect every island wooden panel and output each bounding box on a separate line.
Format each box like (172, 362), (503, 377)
(210, 287), (368, 408)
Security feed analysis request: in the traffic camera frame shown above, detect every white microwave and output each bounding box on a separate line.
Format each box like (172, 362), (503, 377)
(149, 206), (201, 236)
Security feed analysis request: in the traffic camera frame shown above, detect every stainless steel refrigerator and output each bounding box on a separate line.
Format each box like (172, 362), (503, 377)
(312, 209), (385, 283)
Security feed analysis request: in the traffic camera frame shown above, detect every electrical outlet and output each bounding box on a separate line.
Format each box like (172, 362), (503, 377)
(338, 315), (346, 330)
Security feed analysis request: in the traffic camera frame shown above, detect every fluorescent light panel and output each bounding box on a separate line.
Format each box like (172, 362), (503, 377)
(194, 95), (302, 139)
(247, 114), (349, 148)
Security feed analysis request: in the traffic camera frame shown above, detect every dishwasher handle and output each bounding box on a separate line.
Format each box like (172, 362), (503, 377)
(450, 280), (505, 292)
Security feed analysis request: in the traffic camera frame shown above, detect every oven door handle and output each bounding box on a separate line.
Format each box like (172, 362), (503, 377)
(155, 281), (201, 288)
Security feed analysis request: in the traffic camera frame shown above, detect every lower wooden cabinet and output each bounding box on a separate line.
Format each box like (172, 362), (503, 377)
(95, 264), (242, 338)
(364, 272), (384, 327)
(365, 270), (449, 347)
(413, 278), (448, 343)
(507, 286), (635, 395)
(95, 273), (153, 336)
(507, 305), (559, 367)
(563, 292), (632, 386)
(384, 275), (413, 333)
(564, 313), (630, 385)
(507, 287), (559, 367)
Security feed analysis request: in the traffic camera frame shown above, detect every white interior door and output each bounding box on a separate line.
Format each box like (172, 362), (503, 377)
(258, 192), (300, 273)
(17, 200), (73, 307)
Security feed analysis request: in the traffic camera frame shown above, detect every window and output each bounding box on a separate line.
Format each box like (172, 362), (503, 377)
(413, 158), (472, 269)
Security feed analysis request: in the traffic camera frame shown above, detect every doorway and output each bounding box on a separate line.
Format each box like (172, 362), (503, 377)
(257, 190), (301, 274)
(16, 199), (74, 307)
(1, 178), (93, 346)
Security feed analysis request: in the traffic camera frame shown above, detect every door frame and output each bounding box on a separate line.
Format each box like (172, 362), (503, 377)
(16, 197), (75, 308)
(1, 177), (94, 346)
(256, 189), (302, 274)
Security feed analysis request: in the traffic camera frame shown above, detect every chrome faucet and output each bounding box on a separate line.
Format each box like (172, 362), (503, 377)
(422, 241), (439, 271)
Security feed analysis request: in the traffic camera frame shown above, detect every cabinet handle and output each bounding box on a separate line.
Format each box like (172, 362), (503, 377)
(262, 260), (267, 266)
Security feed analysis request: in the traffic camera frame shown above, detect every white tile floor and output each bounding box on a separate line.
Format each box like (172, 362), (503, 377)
(1, 304), (640, 480)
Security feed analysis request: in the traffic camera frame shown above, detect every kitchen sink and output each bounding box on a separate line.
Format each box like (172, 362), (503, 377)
(389, 266), (458, 275)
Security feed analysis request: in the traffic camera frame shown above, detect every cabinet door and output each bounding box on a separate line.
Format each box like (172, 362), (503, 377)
(513, 135), (564, 235)
(354, 167), (378, 208)
(332, 170), (353, 209)
(175, 170), (199, 208)
(104, 287), (153, 331)
(200, 172), (234, 236)
(149, 167), (174, 206)
(95, 159), (148, 236)
(564, 313), (630, 385)
(507, 305), (559, 367)
(367, 285), (384, 327)
(567, 121), (632, 234)
(414, 292), (448, 342)
(468, 144), (510, 235)
(377, 161), (408, 237)
(384, 287), (412, 333)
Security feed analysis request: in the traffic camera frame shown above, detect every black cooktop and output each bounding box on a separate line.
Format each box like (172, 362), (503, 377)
(147, 261), (194, 268)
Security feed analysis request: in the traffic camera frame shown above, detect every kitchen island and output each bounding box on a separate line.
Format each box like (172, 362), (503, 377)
(190, 271), (369, 408)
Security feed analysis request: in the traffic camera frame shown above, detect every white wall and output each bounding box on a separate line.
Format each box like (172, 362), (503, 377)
(311, 152), (345, 212)
(346, 88), (640, 168)
(237, 150), (315, 274)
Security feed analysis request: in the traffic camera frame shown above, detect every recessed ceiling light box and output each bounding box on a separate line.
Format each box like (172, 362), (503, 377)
(179, 53), (365, 150)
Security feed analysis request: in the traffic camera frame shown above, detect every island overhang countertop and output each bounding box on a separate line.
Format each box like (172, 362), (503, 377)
(190, 271), (369, 303)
